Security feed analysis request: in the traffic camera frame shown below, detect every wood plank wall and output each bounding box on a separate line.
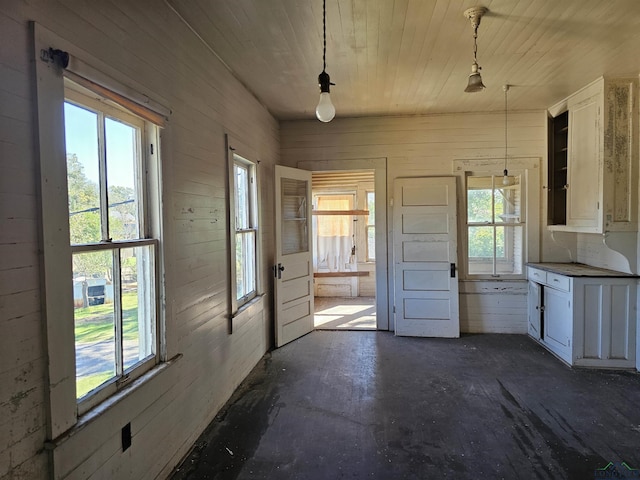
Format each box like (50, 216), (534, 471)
(281, 112), (552, 334)
(1, 1), (277, 479)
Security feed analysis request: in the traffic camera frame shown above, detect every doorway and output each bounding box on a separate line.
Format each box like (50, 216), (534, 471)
(311, 170), (377, 330)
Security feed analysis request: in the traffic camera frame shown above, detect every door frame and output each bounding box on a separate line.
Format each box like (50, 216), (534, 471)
(297, 158), (389, 330)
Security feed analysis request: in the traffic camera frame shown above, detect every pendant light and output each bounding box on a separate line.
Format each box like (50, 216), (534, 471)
(502, 84), (510, 185)
(463, 7), (488, 93)
(316, 0), (335, 122)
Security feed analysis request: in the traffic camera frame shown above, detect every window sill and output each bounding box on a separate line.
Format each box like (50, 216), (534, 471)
(45, 353), (182, 449)
(230, 294), (265, 334)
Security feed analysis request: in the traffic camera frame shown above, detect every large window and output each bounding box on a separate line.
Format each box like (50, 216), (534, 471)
(64, 84), (159, 408)
(455, 156), (541, 279)
(466, 174), (523, 276)
(232, 154), (258, 308)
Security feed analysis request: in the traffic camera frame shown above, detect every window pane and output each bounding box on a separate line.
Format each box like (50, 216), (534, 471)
(314, 195), (353, 272)
(73, 250), (116, 398)
(495, 176), (521, 223)
(236, 231), (256, 300)
(235, 163), (249, 229)
(366, 192), (375, 261)
(468, 226), (494, 258)
(467, 176), (493, 223)
(281, 178), (308, 255)
(121, 245), (155, 371)
(106, 117), (140, 240)
(468, 225), (523, 275)
(366, 192), (375, 225)
(367, 226), (375, 261)
(496, 225), (524, 275)
(65, 103), (101, 245)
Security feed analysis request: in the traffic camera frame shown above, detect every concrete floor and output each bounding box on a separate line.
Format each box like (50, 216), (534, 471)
(171, 332), (640, 480)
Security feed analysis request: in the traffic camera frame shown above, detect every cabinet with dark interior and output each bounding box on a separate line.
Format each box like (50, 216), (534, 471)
(548, 111), (568, 225)
(546, 77), (638, 233)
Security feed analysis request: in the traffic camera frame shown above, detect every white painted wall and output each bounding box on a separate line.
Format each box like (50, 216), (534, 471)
(1, 1), (277, 479)
(281, 112), (560, 334)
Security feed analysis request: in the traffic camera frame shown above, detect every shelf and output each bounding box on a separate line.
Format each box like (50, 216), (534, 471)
(312, 210), (370, 216)
(314, 271), (370, 278)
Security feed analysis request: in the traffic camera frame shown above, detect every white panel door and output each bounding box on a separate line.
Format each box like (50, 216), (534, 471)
(275, 165), (314, 347)
(393, 177), (459, 337)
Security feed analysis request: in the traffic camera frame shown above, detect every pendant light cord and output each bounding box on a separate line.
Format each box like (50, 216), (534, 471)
(323, 0), (327, 71)
(504, 85), (509, 175)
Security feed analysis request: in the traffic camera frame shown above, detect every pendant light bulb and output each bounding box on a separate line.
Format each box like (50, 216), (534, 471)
(503, 169), (509, 186)
(316, 71), (335, 122)
(316, 0), (336, 122)
(316, 92), (335, 122)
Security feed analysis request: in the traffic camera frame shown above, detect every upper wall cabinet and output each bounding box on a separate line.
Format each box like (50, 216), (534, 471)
(548, 77), (638, 233)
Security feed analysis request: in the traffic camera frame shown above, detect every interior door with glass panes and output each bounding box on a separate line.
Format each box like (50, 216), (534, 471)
(274, 165), (314, 347)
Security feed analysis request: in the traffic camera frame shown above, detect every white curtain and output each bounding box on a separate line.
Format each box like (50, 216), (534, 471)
(313, 195), (354, 272)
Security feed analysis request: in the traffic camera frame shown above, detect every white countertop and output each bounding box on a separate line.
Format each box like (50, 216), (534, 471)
(526, 262), (638, 277)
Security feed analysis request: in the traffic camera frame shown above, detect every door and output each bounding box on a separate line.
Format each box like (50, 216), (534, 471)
(528, 281), (542, 340)
(567, 94), (600, 228)
(393, 177), (459, 337)
(275, 165), (314, 347)
(542, 286), (572, 363)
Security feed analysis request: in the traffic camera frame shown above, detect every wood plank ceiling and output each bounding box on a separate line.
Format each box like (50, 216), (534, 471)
(167, 0), (640, 120)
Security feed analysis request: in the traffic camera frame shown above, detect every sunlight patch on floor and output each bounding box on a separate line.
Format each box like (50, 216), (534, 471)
(314, 297), (376, 330)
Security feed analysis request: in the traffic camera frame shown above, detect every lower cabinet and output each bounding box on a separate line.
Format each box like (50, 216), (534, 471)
(527, 266), (637, 368)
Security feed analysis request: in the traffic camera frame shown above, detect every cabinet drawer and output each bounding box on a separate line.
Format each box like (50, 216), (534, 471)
(547, 272), (570, 292)
(527, 268), (547, 283)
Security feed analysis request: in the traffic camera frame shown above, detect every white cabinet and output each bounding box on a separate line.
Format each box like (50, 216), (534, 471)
(527, 280), (541, 340)
(542, 285), (572, 360)
(527, 265), (637, 368)
(548, 77), (638, 233)
(566, 90), (600, 228)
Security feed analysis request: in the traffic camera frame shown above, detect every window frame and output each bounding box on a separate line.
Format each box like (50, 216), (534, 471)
(33, 24), (168, 434)
(466, 174), (524, 276)
(227, 136), (261, 315)
(64, 85), (161, 413)
(453, 158), (541, 281)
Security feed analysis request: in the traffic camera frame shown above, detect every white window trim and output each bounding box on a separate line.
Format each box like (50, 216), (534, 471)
(33, 23), (167, 436)
(226, 135), (262, 317)
(453, 157), (541, 280)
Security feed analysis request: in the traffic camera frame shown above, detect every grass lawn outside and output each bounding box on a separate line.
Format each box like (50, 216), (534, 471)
(75, 290), (140, 398)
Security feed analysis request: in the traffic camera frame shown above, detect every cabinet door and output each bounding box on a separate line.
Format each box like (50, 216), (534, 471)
(567, 94), (600, 228)
(543, 287), (573, 363)
(527, 281), (542, 340)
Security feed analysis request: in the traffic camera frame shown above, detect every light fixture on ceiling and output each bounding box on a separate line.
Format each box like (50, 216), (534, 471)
(502, 84), (510, 185)
(316, 0), (335, 122)
(463, 6), (488, 93)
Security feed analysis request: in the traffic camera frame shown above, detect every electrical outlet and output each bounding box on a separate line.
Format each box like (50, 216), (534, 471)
(122, 423), (132, 452)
